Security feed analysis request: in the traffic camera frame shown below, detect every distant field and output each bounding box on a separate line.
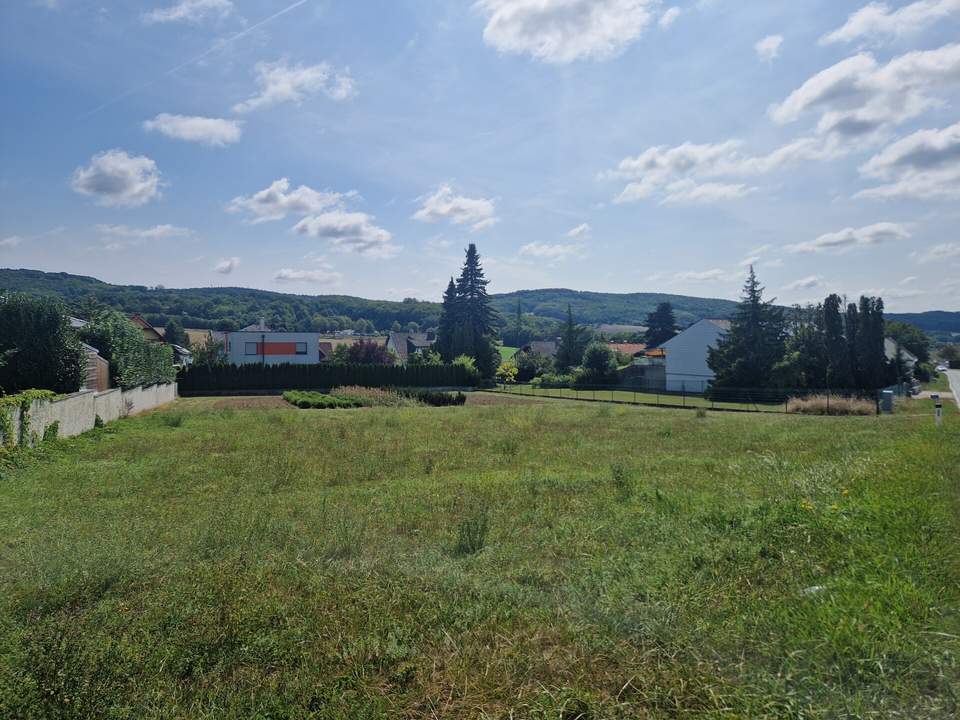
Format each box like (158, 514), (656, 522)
(1, 399), (958, 718)
(498, 346), (519, 361)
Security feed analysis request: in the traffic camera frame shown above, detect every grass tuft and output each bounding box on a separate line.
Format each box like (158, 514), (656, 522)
(454, 506), (490, 556)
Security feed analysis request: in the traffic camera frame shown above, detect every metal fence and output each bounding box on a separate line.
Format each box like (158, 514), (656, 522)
(490, 382), (884, 415)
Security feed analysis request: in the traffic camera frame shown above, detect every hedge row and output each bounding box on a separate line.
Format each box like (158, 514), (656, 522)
(179, 362), (479, 392)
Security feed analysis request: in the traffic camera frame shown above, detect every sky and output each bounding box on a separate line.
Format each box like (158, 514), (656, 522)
(1, 0), (959, 311)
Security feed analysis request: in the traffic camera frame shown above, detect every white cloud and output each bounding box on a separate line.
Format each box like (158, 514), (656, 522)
(785, 222), (910, 253)
(31, 0), (60, 9)
(293, 211), (399, 258)
(143, 114), (242, 146)
(144, 0), (233, 24)
(274, 267), (343, 286)
(606, 137), (839, 203)
(769, 44), (960, 140)
(821, 0), (960, 45)
(917, 243), (960, 263)
(899, 275), (918, 285)
(213, 257), (240, 274)
(856, 121), (960, 199)
(660, 179), (755, 204)
(412, 185), (498, 231)
(477, 0), (658, 63)
(755, 34), (783, 62)
(227, 178), (352, 223)
(674, 268), (728, 281)
(659, 7), (681, 29)
(95, 224), (191, 247)
(70, 149), (162, 207)
(232, 60), (355, 113)
(566, 222), (592, 238)
(0, 235), (24, 248)
(784, 275), (822, 291)
(518, 241), (584, 260)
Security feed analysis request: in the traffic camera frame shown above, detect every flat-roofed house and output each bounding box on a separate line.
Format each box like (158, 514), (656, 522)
(223, 331), (327, 365)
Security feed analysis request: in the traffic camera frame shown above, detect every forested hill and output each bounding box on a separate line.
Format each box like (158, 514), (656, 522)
(490, 289), (738, 327)
(1, 268), (956, 336)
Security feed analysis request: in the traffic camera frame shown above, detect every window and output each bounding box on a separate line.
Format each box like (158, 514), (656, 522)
(245, 342), (259, 356)
(295, 342), (307, 355)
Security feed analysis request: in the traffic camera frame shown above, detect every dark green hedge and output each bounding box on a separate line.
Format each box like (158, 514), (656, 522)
(179, 362), (479, 392)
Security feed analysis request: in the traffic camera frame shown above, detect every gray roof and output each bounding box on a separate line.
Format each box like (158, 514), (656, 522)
(523, 340), (558, 358)
(387, 332), (434, 362)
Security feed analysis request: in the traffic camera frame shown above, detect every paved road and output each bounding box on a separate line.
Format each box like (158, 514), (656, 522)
(946, 369), (960, 409)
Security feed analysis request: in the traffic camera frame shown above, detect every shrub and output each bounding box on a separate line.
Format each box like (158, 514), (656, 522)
(0, 294), (85, 394)
(695, 407), (708, 419)
(395, 388), (466, 406)
(496, 362), (518, 385)
(42, 421), (60, 442)
(532, 373), (573, 388)
(787, 395), (875, 416)
(282, 391), (363, 409)
(330, 386), (417, 407)
(513, 350), (552, 382)
(160, 413), (184, 428)
(79, 311), (175, 389)
(454, 507), (490, 556)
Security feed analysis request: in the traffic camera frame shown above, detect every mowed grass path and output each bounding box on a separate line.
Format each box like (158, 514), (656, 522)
(1, 399), (958, 718)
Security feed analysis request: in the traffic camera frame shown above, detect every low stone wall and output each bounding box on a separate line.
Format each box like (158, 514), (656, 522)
(3, 383), (177, 447)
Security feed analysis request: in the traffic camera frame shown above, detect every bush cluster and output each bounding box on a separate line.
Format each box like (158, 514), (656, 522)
(282, 391), (363, 409)
(396, 388), (467, 406)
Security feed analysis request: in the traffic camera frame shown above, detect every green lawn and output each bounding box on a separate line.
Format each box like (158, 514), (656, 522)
(1, 398), (958, 718)
(924, 371), (951, 393)
(498, 346), (519, 361)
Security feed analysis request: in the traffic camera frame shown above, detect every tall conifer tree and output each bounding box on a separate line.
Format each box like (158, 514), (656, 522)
(707, 266), (785, 388)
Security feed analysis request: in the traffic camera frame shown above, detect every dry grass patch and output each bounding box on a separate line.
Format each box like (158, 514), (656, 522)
(787, 394), (876, 416)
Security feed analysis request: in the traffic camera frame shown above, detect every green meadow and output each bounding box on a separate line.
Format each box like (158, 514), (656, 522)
(1, 397), (958, 718)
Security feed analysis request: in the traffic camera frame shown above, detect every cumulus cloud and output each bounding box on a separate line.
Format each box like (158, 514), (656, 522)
(566, 222), (592, 238)
(477, 0), (658, 63)
(412, 185), (498, 231)
(917, 242), (960, 263)
(143, 114), (242, 146)
(274, 266), (343, 286)
(605, 137), (840, 204)
(293, 211), (399, 258)
(232, 60), (355, 113)
(0, 236), (24, 248)
(821, 0), (960, 45)
(228, 178), (352, 223)
(70, 149), (162, 207)
(659, 6), (681, 28)
(755, 34), (783, 62)
(856, 121), (960, 199)
(784, 275), (822, 291)
(674, 269), (728, 282)
(769, 44), (960, 140)
(143, 0), (232, 24)
(785, 222), (910, 253)
(213, 257), (240, 274)
(518, 241), (584, 261)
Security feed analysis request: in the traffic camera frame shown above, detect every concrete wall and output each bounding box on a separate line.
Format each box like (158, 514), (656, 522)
(2, 383), (177, 447)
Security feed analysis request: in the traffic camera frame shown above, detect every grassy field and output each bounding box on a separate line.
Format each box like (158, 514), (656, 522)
(499, 346), (519, 361)
(1, 397), (958, 718)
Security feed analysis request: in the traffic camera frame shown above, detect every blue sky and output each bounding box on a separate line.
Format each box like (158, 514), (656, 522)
(1, 0), (959, 311)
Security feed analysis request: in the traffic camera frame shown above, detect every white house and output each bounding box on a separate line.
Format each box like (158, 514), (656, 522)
(223, 331), (327, 365)
(659, 319), (731, 392)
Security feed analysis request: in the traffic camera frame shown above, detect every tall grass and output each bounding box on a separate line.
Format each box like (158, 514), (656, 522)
(0, 398), (957, 718)
(787, 394), (876, 416)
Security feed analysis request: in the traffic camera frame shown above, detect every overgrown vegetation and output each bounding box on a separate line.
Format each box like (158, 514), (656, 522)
(787, 394), (877, 416)
(0, 293), (85, 395)
(1, 399), (956, 717)
(282, 390), (365, 409)
(78, 310), (176, 388)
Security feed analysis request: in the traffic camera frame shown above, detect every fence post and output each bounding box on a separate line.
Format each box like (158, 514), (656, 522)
(682, 388), (686, 407)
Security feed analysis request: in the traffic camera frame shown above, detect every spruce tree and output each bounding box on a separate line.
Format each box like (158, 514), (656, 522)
(856, 296), (888, 389)
(643, 302), (678, 347)
(845, 302), (860, 388)
(823, 294), (852, 388)
(434, 278), (459, 361)
(707, 266), (785, 388)
(555, 305), (588, 372)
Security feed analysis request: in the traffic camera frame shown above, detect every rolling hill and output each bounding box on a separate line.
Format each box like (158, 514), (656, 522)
(1, 268), (957, 338)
